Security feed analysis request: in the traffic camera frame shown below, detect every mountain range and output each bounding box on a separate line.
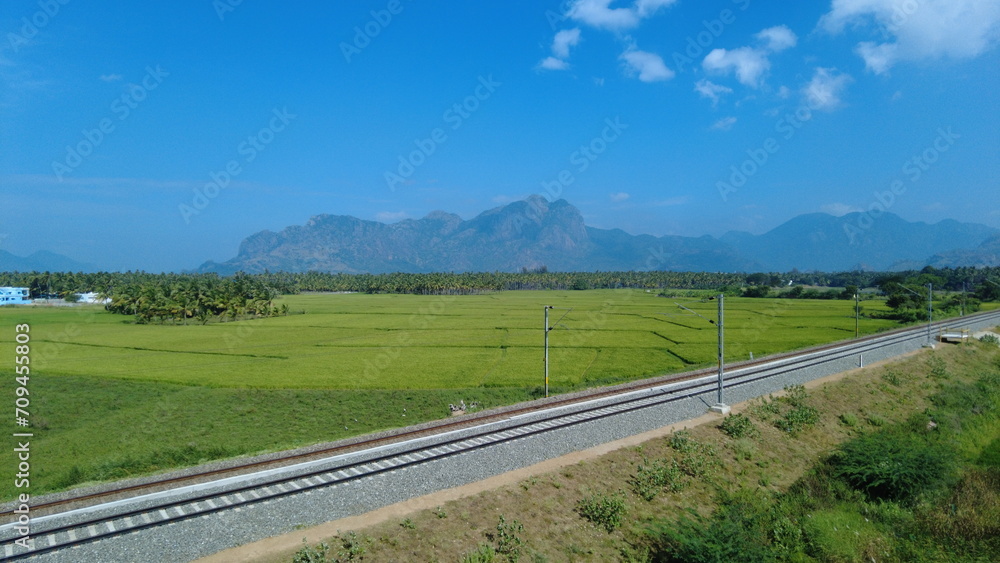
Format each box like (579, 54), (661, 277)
(0, 250), (95, 273)
(194, 197), (1000, 275)
(4, 198), (996, 274)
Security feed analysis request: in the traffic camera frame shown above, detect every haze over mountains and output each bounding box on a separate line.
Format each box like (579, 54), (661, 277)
(6, 198), (997, 275)
(194, 197), (1000, 275)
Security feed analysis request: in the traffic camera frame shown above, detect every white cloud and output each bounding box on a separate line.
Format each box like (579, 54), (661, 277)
(820, 0), (1000, 73)
(701, 25), (798, 89)
(711, 116), (737, 131)
(703, 47), (770, 88)
(539, 56), (569, 71)
(634, 0), (678, 18)
(566, 0), (678, 30)
(376, 211), (408, 223)
(855, 41), (898, 74)
(821, 203), (862, 216)
(694, 79), (733, 106)
(777, 85), (791, 99)
(756, 25), (798, 52)
(568, 0), (641, 30)
(610, 192), (630, 202)
(803, 67), (853, 111)
(552, 28), (582, 59)
(620, 48), (674, 82)
(99, 74), (122, 82)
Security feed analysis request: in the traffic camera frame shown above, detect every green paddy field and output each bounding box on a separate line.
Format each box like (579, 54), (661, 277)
(0, 290), (986, 500)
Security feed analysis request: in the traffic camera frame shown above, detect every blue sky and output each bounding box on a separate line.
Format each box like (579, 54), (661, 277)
(1, 0), (998, 272)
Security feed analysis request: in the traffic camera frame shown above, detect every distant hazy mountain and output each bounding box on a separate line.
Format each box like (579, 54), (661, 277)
(719, 213), (999, 272)
(925, 234), (1000, 268)
(0, 250), (95, 273)
(196, 197), (752, 274)
(197, 198), (999, 274)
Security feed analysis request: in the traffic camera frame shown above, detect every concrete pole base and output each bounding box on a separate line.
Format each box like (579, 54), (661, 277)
(709, 403), (731, 415)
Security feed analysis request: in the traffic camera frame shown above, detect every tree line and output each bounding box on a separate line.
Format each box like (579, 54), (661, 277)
(1, 266), (997, 307)
(103, 275), (284, 324)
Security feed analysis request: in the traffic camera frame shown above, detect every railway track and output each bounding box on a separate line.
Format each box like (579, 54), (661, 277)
(2, 309), (998, 561)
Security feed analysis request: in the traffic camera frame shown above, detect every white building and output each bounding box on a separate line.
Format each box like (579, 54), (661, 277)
(0, 287), (31, 305)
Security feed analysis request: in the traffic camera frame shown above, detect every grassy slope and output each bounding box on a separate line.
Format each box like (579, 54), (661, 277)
(275, 337), (1000, 562)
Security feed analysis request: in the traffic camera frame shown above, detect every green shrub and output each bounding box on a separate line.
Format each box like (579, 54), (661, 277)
(292, 540), (329, 563)
(577, 492), (628, 533)
(978, 333), (999, 345)
(927, 355), (949, 379)
(668, 429), (695, 453)
(719, 413), (759, 439)
(678, 451), (716, 479)
(866, 413), (887, 427)
(649, 489), (799, 562)
(631, 457), (684, 501)
(334, 532), (371, 561)
(782, 385), (809, 407)
(839, 413), (859, 427)
(882, 370), (902, 386)
(749, 396), (781, 419)
(832, 431), (955, 504)
(463, 544), (498, 563)
(775, 404), (819, 434)
(491, 515), (524, 562)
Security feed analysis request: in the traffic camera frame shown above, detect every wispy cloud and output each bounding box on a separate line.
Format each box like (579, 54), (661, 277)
(803, 67), (852, 111)
(99, 74), (123, 82)
(539, 28), (581, 71)
(694, 79), (733, 106)
(819, 0), (1000, 74)
(702, 25), (798, 89)
(567, 0), (640, 30)
(703, 47), (770, 88)
(620, 48), (674, 82)
(566, 0), (677, 30)
(609, 192), (630, 202)
(552, 28), (582, 59)
(756, 25), (798, 52)
(542, 0), (678, 81)
(711, 116), (737, 131)
(539, 56), (569, 71)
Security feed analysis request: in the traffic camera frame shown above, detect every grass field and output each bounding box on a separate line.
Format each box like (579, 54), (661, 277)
(0, 290), (981, 500)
